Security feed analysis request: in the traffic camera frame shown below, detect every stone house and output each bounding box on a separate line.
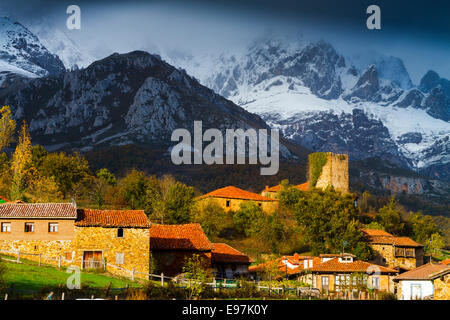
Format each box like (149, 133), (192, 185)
(0, 202), (78, 261)
(394, 263), (450, 300)
(197, 186), (278, 214)
(73, 208), (151, 279)
(0, 203), (152, 279)
(307, 253), (398, 294)
(362, 229), (424, 270)
(211, 243), (252, 279)
(149, 223), (213, 277)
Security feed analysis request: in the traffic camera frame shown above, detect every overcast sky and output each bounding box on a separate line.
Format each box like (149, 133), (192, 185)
(1, 0), (449, 83)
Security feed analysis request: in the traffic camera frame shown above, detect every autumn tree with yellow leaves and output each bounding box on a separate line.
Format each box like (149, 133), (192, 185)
(0, 106), (16, 152)
(10, 121), (33, 200)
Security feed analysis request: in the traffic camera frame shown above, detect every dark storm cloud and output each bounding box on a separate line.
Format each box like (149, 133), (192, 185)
(1, 0), (449, 82)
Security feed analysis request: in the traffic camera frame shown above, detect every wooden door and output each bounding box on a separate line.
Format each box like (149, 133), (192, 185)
(83, 251), (102, 269)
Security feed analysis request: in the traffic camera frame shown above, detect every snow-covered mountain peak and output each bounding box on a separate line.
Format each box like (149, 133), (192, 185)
(349, 50), (413, 90)
(0, 17), (65, 78)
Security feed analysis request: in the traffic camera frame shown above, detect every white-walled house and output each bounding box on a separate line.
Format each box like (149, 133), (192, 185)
(394, 263), (450, 300)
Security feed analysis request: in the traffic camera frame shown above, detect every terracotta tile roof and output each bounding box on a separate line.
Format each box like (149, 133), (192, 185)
(75, 209), (150, 228)
(362, 229), (423, 247)
(201, 186), (277, 202)
(441, 259), (450, 265)
(296, 182), (310, 191)
(320, 253), (356, 258)
(150, 223), (213, 251)
(394, 263), (450, 281)
(212, 243), (252, 264)
(310, 258), (397, 274)
(264, 182), (310, 193)
(0, 203), (77, 219)
(361, 228), (393, 237)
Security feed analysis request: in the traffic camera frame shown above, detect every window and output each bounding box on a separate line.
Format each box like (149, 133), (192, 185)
(372, 277), (380, 289)
(321, 276), (329, 291)
(258, 203), (262, 207)
(48, 223), (58, 233)
(1, 222), (11, 233)
(65, 252), (73, 261)
(335, 274), (350, 288)
(226, 200), (230, 207)
(24, 222), (34, 233)
(117, 228), (124, 238)
(115, 253), (124, 265)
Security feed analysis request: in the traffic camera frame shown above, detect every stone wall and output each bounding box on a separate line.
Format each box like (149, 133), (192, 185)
(72, 226), (150, 279)
(433, 274), (450, 300)
(314, 153), (349, 193)
(369, 243), (423, 270)
(0, 239), (73, 265)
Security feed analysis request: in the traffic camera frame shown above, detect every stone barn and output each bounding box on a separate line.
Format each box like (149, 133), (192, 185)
(150, 223), (213, 277)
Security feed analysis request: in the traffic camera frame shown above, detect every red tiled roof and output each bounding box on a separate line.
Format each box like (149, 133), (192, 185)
(394, 263), (450, 281)
(0, 203), (77, 219)
(361, 228), (393, 237)
(150, 223), (213, 251)
(264, 182), (310, 193)
(441, 259), (450, 265)
(212, 243), (252, 264)
(75, 209), (150, 228)
(201, 186), (277, 202)
(296, 182), (310, 191)
(362, 229), (423, 247)
(310, 257), (397, 274)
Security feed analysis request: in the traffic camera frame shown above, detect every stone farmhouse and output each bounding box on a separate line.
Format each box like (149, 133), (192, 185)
(362, 229), (424, 271)
(394, 263), (450, 300)
(197, 186), (278, 214)
(149, 223), (252, 278)
(0, 202), (151, 279)
(149, 223), (213, 277)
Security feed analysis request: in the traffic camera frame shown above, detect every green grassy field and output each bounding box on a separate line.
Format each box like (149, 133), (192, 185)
(1, 255), (141, 293)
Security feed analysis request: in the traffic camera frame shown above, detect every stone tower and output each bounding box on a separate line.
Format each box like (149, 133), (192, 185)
(309, 152), (349, 193)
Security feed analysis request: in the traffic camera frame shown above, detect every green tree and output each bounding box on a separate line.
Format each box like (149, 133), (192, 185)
(375, 198), (404, 235)
(408, 211), (438, 245)
(428, 233), (445, 259)
(96, 168), (117, 186)
(88, 168), (117, 209)
(164, 182), (195, 224)
(38, 152), (91, 198)
(191, 198), (229, 238)
(233, 201), (265, 237)
(281, 187), (371, 259)
(117, 169), (149, 209)
(145, 175), (194, 224)
(182, 254), (212, 300)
